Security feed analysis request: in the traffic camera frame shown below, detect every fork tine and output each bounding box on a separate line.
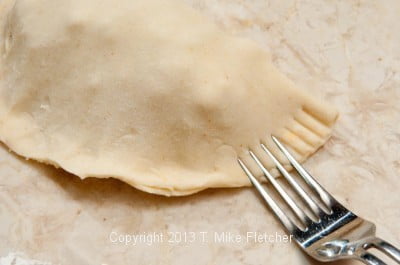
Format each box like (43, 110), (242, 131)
(260, 143), (324, 219)
(248, 150), (312, 227)
(238, 158), (296, 233)
(271, 136), (335, 210)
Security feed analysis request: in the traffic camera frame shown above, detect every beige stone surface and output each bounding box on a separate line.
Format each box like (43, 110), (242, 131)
(0, 0), (399, 264)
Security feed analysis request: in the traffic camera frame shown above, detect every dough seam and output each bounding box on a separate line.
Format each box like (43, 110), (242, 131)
(277, 105), (337, 159)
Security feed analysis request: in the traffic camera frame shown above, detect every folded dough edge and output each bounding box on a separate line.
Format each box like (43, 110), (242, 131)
(0, 0), (338, 196)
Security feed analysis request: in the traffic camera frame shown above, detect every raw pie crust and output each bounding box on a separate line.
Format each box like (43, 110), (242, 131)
(0, 0), (338, 196)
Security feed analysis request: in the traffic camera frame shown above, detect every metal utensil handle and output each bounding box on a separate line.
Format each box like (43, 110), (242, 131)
(357, 237), (400, 265)
(357, 251), (386, 265)
(368, 237), (400, 264)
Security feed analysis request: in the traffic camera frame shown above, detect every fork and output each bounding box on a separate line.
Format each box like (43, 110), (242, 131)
(238, 136), (400, 265)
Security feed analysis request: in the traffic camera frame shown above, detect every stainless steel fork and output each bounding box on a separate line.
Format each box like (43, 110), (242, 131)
(238, 136), (400, 265)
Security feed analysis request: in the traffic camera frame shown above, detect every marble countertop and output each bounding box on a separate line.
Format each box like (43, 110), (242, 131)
(1, 0), (399, 264)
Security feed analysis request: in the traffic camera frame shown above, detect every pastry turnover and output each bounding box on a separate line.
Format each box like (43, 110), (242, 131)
(0, 0), (338, 195)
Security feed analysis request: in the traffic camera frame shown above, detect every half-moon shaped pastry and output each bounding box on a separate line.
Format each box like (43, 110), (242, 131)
(0, 0), (338, 195)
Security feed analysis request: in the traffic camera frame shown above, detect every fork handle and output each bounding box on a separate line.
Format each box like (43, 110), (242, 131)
(357, 237), (400, 264)
(358, 251), (387, 265)
(367, 237), (400, 264)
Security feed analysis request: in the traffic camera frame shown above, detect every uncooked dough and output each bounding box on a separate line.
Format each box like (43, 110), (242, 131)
(0, 0), (338, 196)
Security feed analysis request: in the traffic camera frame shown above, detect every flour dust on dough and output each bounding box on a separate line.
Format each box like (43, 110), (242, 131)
(0, 0), (338, 195)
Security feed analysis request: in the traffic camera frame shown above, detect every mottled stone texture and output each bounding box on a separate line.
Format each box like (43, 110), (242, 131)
(0, 0), (399, 264)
